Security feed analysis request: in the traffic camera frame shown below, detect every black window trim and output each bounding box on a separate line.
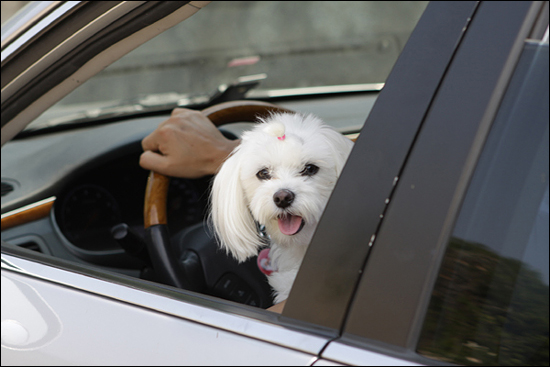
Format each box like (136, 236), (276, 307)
(334, 0), (547, 361)
(283, 0), (479, 330)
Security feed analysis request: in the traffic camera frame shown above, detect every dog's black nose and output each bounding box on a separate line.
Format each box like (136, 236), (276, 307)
(273, 189), (295, 208)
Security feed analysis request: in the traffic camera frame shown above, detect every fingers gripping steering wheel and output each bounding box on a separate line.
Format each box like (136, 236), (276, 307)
(143, 101), (293, 288)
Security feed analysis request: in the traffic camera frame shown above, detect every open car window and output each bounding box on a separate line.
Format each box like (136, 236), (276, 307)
(2, 0), (427, 326)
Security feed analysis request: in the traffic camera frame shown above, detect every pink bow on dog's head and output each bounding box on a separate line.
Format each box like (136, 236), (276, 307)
(264, 122), (286, 141)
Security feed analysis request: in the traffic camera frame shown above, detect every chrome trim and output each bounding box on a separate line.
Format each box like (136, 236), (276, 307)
(2, 2), (145, 102)
(0, 253), (329, 354)
(1, 256), (24, 272)
(1, 197), (56, 219)
(1, 2), (81, 63)
(1, 1), (59, 48)
(249, 83), (384, 99)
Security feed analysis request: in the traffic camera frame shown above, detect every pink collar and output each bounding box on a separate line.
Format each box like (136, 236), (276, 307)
(257, 248), (277, 275)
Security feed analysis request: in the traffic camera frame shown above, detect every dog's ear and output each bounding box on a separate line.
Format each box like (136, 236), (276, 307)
(210, 147), (261, 262)
(321, 127), (354, 175)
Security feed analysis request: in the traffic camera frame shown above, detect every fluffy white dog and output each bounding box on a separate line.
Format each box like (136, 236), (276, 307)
(210, 113), (353, 303)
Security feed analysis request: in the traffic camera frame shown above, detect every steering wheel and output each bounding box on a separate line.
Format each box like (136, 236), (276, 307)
(143, 100), (293, 291)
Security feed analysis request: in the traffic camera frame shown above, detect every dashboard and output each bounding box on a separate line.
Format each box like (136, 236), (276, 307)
(1, 113), (218, 271)
(54, 153), (210, 253)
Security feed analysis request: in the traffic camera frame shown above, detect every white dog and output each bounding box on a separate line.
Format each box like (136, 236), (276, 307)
(210, 113), (353, 303)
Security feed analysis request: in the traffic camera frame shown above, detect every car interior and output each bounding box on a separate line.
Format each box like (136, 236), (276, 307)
(1, 97), (377, 309)
(1, 1), (427, 310)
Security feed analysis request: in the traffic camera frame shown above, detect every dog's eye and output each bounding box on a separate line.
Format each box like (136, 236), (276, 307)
(256, 168), (271, 180)
(300, 164), (319, 177)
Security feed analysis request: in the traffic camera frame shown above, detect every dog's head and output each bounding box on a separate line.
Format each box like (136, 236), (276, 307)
(210, 113), (353, 262)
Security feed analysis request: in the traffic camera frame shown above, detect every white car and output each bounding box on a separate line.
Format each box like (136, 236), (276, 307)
(2, 1), (548, 365)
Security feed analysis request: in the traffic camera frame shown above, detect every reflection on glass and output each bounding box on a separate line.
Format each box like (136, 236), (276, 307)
(419, 236), (549, 365)
(417, 42), (549, 366)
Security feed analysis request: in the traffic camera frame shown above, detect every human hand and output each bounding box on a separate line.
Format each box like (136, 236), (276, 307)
(140, 108), (240, 178)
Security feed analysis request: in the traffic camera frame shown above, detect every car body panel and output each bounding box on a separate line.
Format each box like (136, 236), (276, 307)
(2, 252), (327, 365)
(1, 267), (318, 365)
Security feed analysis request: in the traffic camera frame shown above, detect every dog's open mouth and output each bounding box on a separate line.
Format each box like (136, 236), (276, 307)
(278, 214), (305, 235)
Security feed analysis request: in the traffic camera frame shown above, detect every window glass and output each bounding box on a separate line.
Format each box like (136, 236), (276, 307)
(417, 42), (549, 365)
(27, 1), (428, 131)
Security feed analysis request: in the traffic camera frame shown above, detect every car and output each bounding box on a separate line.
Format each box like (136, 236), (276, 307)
(2, 1), (548, 365)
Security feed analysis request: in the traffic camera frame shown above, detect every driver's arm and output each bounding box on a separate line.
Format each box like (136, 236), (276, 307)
(140, 108), (240, 178)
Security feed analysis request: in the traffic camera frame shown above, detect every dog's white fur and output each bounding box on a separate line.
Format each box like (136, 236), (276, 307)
(210, 113), (353, 303)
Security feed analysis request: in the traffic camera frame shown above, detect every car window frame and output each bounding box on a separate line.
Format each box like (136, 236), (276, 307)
(321, 0), (548, 364)
(1, 1), (204, 145)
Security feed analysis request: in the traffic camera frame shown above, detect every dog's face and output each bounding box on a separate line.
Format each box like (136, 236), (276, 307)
(211, 113), (353, 262)
(239, 121), (342, 247)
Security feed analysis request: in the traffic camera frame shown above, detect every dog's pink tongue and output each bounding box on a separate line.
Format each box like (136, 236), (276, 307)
(278, 215), (303, 235)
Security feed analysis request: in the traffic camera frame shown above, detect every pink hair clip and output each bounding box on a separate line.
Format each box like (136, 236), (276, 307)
(264, 122), (286, 141)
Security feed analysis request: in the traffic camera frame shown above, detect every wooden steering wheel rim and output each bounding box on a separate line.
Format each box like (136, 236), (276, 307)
(144, 100), (294, 228)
